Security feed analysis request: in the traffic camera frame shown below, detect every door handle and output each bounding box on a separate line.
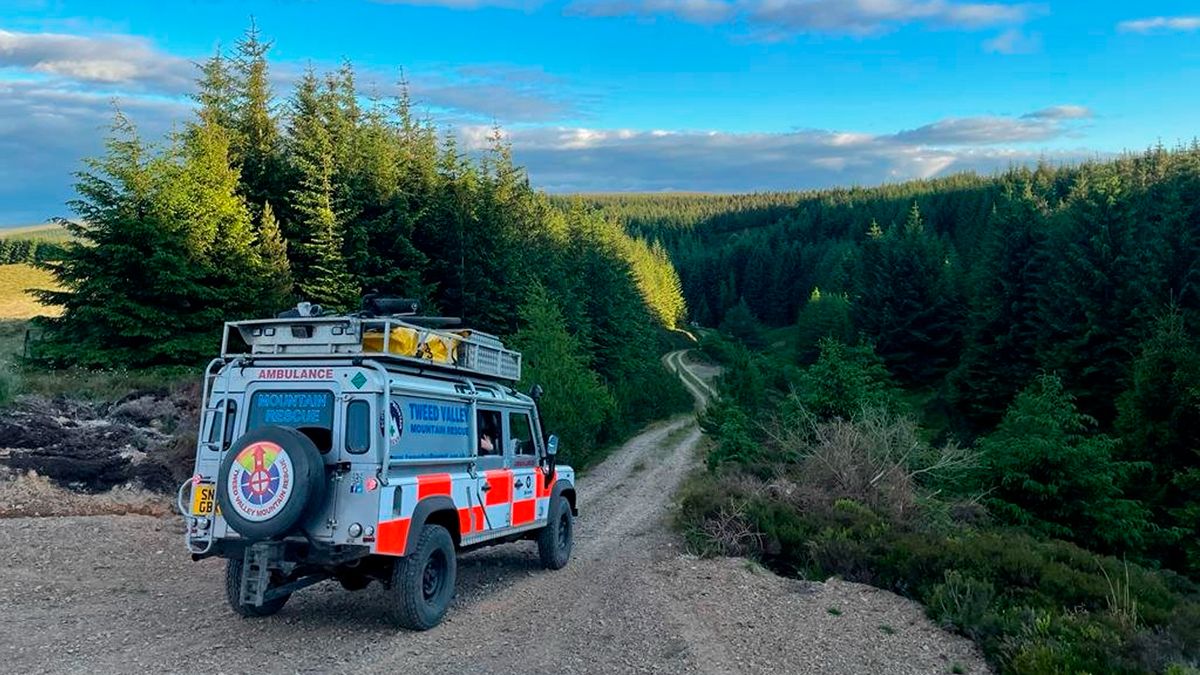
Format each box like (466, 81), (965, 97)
(480, 483), (491, 492)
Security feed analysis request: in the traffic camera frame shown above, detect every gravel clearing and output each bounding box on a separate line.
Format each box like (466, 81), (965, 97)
(0, 354), (989, 674)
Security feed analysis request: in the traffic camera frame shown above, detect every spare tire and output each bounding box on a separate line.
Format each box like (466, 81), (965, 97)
(217, 426), (326, 542)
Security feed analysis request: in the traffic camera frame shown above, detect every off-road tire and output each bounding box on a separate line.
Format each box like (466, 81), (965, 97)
(225, 558), (289, 618)
(216, 425), (327, 542)
(537, 495), (573, 570)
(387, 524), (456, 630)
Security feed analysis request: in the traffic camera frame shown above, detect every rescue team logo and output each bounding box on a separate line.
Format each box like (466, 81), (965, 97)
(388, 399), (404, 446)
(227, 441), (294, 522)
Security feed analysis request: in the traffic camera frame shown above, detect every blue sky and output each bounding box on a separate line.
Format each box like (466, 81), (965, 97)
(2, 0), (1199, 223)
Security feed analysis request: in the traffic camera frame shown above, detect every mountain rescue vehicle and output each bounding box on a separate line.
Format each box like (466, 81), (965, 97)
(178, 298), (576, 630)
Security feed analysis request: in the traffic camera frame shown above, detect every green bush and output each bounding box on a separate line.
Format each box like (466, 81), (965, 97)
(976, 374), (1154, 554)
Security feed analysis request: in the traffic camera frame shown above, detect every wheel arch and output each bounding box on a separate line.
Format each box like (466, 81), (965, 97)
(405, 496), (461, 553)
(552, 479), (577, 516)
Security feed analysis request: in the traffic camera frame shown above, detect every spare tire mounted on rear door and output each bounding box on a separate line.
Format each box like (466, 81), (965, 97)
(217, 426), (327, 542)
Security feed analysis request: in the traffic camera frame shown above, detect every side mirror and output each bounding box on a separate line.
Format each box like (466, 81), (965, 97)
(530, 384), (544, 402)
(546, 434), (559, 457)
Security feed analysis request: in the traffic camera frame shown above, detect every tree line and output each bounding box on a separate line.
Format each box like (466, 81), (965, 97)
(595, 154), (1200, 577)
(0, 238), (62, 265)
(31, 25), (690, 466)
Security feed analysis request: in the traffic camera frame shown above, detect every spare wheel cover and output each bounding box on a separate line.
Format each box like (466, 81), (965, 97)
(227, 440), (296, 522)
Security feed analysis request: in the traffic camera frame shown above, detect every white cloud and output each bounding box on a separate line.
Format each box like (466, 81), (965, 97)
(983, 27), (1041, 53)
(370, 0), (543, 9)
(1022, 104), (1092, 120)
(0, 79), (189, 224)
(0, 29), (193, 92)
(567, 0), (1032, 36)
(1118, 16), (1200, 34)
(568, 0), (734, 23)
(461, 106), (1097, 193)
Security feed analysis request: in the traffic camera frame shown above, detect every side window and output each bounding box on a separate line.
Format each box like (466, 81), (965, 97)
(345, 400), (371, 454)
(206, 400), (237, 450)
(477, 410), (502, 456)
(509, 412), (534, 456)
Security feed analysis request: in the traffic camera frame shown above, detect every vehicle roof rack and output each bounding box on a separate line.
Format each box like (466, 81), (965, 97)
(221, 312), (521, 382)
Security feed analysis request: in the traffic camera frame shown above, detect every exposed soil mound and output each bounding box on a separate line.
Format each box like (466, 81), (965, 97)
(0, 388), (198, 494)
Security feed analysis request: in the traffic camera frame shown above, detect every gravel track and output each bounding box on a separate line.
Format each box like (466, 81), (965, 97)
(0, 352), (988, 674)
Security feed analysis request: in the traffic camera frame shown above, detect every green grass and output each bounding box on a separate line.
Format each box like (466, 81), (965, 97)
(0, 264), (59, 320)
(0, 224), (72, 242)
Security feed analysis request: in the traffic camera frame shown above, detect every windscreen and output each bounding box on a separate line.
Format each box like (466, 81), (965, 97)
(247, 390), (335, 452)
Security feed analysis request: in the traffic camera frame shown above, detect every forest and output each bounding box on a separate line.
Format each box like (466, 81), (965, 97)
(24, 26), (691, 468)
(589, 157), (1200, 672)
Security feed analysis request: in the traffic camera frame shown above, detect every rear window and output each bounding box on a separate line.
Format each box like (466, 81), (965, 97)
(248, 390), (335, 452)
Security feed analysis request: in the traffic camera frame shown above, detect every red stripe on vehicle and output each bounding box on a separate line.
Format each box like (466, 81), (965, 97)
(458, 507), (473, 534)
(376, 518), (410, 556)
(512, 499), (535, 526)
(535, 467), (556, 498)
(485, 469), (512, 506)
(417, 473), (453, 500)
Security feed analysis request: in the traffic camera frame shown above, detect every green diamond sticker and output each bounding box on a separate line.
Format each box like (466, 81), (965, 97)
(350, 372), (368, 389)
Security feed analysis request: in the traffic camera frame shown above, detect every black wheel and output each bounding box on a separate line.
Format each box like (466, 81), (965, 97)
(537, 495), (573, 570)
(225, 558), (289, 618)
(216, 426), (327, 542)
(386, 524), (457, 630)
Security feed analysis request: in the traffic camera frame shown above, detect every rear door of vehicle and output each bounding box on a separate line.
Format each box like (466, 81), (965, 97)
(240, 382), (340, 539)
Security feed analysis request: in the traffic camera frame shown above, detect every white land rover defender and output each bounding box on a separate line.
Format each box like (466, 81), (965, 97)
(178, 298), (576, 630)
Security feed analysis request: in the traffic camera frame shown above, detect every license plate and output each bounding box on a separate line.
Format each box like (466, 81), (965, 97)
(192, 484), (215, 516)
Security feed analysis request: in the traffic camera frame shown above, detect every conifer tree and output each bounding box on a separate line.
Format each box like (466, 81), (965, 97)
(795, 287), (854, 364)
(948, 181), (1046, 428)
(852, 204), (964, 386)
(288, 68), (357, 310)
(977, 374), (1151, 554)
(254, 201), (294, 313)
(511, 284), (616, 466)
(34, 113), (221, 366)
(232, 20), (285, 221)
(194, 47), (236, 131)
(1035, 169), (1163, 423)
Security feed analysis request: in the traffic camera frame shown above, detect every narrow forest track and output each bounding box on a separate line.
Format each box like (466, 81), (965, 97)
(0, 352), (988, 674)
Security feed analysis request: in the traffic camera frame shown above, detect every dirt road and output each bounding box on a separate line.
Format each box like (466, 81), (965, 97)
(0, 352), (987, 674)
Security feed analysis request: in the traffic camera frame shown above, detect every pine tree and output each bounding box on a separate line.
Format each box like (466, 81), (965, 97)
(852, 203), (965, 386)
(795, 287), (854, 364)
(34, 113), (221, 366)
(977, 374), (1151, 554)
(1035, 169), (1164, 423)
(948, 181), (1047, 429)
(511, 284), (616, 467)
(288, 68), (357, 310)
(194, 47), (236, 131)
(232, 20), (285, 221)
(254, 201), (294, 313)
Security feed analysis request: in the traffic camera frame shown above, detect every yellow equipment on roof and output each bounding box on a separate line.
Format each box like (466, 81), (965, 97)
(362, 327), (457, 364)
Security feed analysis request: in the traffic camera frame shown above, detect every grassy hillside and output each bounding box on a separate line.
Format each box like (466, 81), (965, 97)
(0, 264), (59, 319)
(0, 224), (72, 242)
